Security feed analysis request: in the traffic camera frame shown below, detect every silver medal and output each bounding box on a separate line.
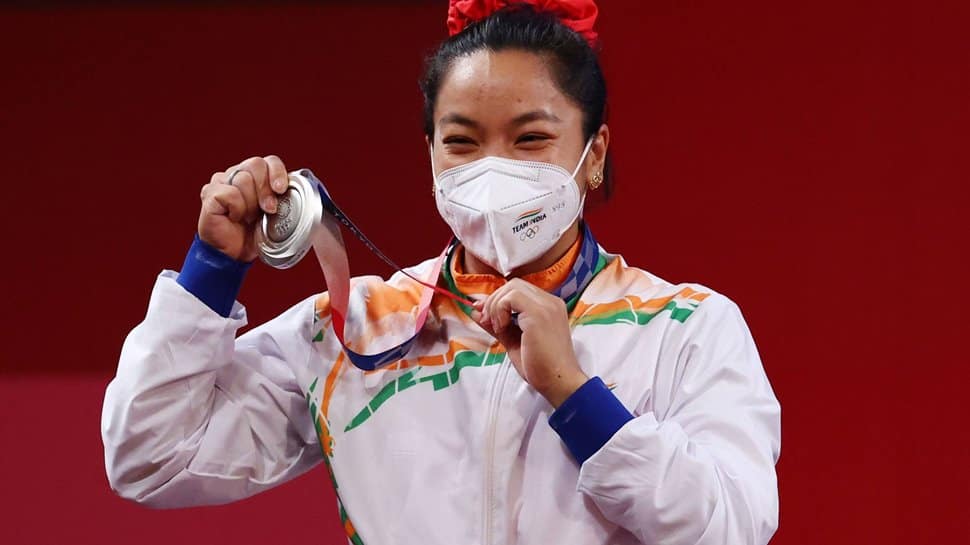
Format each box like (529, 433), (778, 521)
(256, 171), (323, 269)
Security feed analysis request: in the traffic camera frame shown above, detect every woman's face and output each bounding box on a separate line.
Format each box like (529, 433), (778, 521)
(430, 49), (608, 189)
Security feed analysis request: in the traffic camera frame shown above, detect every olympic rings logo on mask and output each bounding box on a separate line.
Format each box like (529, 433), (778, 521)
(519, 226), (540, 241)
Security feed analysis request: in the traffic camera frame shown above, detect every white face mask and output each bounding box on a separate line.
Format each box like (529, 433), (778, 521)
(432, 138), (594, 277)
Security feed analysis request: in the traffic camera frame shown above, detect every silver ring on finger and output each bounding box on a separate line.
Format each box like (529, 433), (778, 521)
(226, 169), (245, 186)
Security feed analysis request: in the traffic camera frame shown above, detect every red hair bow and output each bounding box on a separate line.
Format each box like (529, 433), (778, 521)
(446, 0), (599, 47)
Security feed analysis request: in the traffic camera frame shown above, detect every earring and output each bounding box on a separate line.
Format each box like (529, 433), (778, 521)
(589, 171), (604, 190)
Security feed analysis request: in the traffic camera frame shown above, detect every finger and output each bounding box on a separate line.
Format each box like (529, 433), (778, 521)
(470, 299), (487, 324)
(488, 285), (527, 333)
(498, 286), (548, 332)
(473, 298), (486, 319)
(492, 289), (525, 332)
(487, 281), (525, 329)
(217, 170), (260, 223)
(483, 280), (535, 331)
(202, 174), (231, 200)
(204, 184), (248, 223)
(486, 290), (507, 332)
(202, 170), (231, 199)
(477, 310), (493, 332)
(264, 154), (289, 194)
(482, 287), (504, 332)
(233, 156), (277, 214)
(470, 300), (490, 326)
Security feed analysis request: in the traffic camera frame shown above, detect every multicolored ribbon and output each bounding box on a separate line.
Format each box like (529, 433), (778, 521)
(302, 169), (601, 371)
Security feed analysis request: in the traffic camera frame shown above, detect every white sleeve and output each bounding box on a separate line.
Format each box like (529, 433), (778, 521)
(577, 295), (781, 544)
(100, 271), (323, 508)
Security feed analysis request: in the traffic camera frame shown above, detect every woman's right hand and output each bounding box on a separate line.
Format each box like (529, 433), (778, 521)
(198, 155), (291, 262)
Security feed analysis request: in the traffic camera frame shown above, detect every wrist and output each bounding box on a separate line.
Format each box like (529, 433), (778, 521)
(539, 368), (589, 408)
(548, 376), (635, 464)
(176, 233), (253, 317)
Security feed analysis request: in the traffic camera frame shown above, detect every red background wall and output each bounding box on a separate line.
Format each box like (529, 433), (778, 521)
(1, 1), (967, 543)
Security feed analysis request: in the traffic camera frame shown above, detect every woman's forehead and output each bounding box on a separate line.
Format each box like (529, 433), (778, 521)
(435, 49), (580, 125)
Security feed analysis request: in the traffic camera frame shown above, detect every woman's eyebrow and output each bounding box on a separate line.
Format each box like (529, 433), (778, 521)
(438, 113), (480, 129)
(510, 110), (562, 126)
(438, 110), (562, 130)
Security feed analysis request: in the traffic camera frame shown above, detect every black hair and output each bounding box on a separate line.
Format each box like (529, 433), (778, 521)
(419, 4), (612, 195)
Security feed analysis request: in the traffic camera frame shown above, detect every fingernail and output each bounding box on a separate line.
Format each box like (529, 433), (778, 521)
(262, 196), (277, 213)
(273, 179), (286, 192)
(470, 310), (482, 321)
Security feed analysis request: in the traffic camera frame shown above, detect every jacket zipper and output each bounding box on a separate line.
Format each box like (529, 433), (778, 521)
(482, 352), (513, 545)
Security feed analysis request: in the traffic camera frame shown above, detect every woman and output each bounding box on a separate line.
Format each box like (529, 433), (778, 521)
(101, 2), (780, 544)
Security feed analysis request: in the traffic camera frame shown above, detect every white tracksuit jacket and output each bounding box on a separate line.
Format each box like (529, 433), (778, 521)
(101, 246), (781, 545)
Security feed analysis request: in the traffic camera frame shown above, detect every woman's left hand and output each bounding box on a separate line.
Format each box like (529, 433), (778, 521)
(474, 279), (589, 407)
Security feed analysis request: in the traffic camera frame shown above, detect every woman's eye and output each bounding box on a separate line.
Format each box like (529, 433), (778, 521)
(517, 134), (550, 144)
(443, 136), (475, 145)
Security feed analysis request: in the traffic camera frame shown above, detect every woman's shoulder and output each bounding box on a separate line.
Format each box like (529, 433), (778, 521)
(577, 251), (738, 326)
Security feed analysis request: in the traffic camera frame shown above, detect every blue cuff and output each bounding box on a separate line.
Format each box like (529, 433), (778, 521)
(549, 376), (635, 465)
(176, 234), (253, 317)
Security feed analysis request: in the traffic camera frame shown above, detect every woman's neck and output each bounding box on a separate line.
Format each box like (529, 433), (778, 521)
(461, 220), (582, 277)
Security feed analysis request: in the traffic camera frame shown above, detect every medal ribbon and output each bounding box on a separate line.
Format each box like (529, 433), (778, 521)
(304, 171), (602, 371)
